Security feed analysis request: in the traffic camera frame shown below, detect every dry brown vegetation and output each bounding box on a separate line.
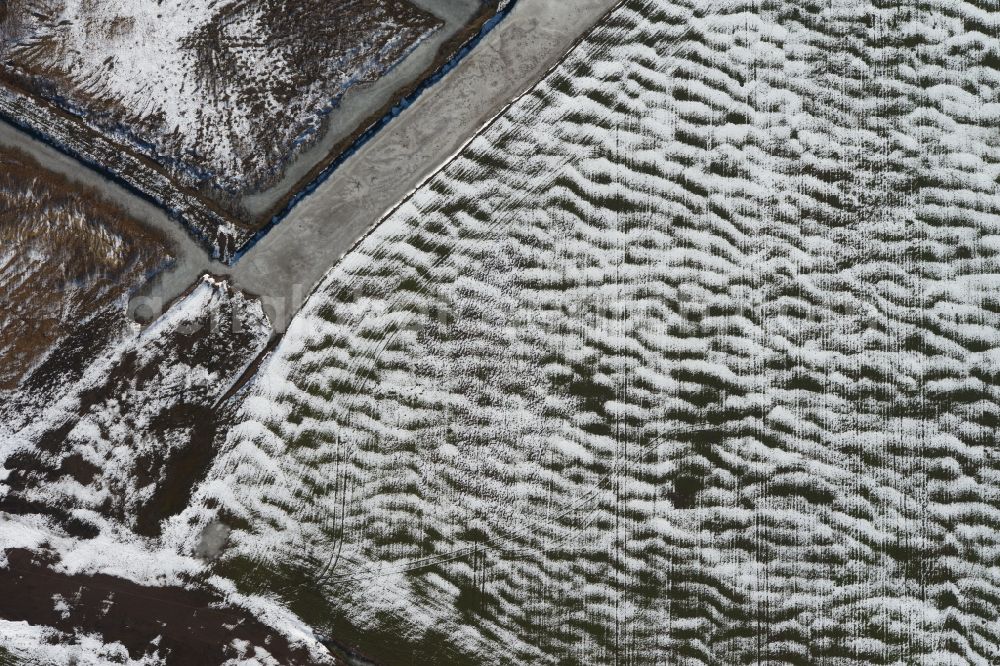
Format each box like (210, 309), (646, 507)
(0, 145), (169, 391)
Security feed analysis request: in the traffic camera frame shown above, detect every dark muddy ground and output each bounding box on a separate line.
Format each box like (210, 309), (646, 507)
(0, 276), (302, 661)
(3, 277), (272, 540)
(0, 145), (268, 546)
(0, 548), (327, 664)
(0, 132), (310, 663)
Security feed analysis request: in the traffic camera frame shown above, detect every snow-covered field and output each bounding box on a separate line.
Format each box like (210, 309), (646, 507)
(0, 0), (441, 197)
(170, 0), (1000, 662)
(4, 0), (1000, 661)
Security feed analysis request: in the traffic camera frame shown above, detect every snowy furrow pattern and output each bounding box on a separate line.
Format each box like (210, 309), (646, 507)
(183, 0), (1000, 662)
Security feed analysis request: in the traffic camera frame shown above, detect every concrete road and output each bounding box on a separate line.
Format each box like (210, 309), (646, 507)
(1, 0), (621, 332)
(242, 0), (488, 218)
